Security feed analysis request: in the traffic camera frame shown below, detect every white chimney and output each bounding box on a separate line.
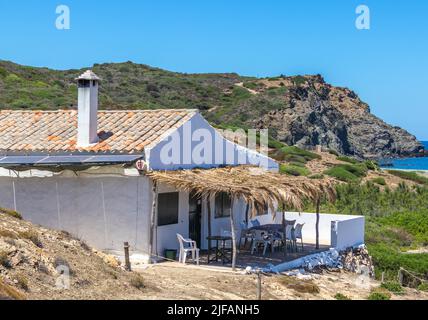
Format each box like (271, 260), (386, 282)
(76, 70), (100, 147)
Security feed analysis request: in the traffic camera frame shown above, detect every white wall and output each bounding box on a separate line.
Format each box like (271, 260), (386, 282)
(146, 113), (278, 171)
(251, 211), (365, 248)
(0, 175), (152, 259)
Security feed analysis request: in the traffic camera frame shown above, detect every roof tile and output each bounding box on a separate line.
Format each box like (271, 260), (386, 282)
(0, 109), (197, 153)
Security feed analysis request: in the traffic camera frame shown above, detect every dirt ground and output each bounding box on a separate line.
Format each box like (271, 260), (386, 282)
(136, 262), (428, 300)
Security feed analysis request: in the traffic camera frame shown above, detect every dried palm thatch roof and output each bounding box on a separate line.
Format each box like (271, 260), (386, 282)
(146, 166), (337, 217)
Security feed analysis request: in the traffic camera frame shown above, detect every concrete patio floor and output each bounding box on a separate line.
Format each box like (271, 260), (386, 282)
(196, 242), (331, 269)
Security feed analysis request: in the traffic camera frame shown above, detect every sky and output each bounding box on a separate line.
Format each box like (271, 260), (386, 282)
(0, 0), (427, 140)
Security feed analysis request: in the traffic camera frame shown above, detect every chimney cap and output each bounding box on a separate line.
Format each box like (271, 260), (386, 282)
(76, 70), (101, 81)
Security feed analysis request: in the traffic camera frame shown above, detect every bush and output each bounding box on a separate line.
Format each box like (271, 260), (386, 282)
(18, 230), (43, 248)
(0, 251), (11, 268)
(372, 177), (386, 186)
(337, 156), (359, 164)
(130, 274), (145, 290)
(417, 283), (428, 291)
(15, 274), (29, 291)
(381, 281), (404, 294)
(279, 276), (320, 294)
(334, 293), (351, 300)
(279, 164), (311, 176)
(324, 166), (359, 182)
(309, 174), (324, 179)
(387, 170), (428, 185)
(325, 163), (368, 182)
(365, 160), (380, 171)
(0, 207), (22, 220)
(367, 288), (391, 300)
(328, 149), (339, 156)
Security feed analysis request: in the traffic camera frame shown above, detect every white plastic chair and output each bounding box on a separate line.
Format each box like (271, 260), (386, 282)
(238, 221), (254, 249)
(176, 233), (200, 265)
(293, 223), (305, 251)
(250, 230), (272, 255)
(285, 224), (295, 251)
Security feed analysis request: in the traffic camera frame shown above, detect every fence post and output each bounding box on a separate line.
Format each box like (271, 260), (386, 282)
(256, 271), (262, 300)
(124, 242), (131, 271)
(398, 268), (403, 286)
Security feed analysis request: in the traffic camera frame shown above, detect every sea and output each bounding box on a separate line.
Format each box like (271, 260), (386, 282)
(380, 141), (428, 171)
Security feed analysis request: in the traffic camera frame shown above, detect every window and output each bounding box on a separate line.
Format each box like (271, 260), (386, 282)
(157, 192), (179, 226)
(215, 192), (232, 218)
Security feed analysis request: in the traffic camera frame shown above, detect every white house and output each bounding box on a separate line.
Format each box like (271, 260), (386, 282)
(0, 71), (279, 262)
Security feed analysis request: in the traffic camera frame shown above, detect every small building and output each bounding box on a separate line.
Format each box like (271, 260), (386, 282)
(0, 71), (285, 262)
(0, 71), (357, 266)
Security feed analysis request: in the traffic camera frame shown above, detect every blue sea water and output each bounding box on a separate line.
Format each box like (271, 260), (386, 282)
(380, 141), (428, 170)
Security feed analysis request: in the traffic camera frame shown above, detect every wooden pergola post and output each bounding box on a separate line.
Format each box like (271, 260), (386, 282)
(229, 195), (237, 271)
(282, 207), (287, 257)
(149, 180), (158, 263)
(207, 194), (212, 253)
(315, 198), (320, 250)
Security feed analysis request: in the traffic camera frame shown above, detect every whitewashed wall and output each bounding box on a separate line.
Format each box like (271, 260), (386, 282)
(251, 212), (365, 248)
(146, 113), (278, 171)
(0, 175), (152, 259)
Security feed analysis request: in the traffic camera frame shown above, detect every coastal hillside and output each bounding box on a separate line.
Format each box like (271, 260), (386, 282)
(0, 60), (422, 159)
(1, 208), (427, 300)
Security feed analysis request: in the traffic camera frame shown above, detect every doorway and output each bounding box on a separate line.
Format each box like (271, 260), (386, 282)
(188, 192), (202, 248)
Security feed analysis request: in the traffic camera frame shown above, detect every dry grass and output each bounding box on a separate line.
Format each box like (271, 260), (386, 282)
(15, 274), (29, 291)
(0, 228), (17, 239)
(0, 278), (26, 300)
(18, 230), (43, 248)
(279, 276), (320, 295)
(130, 274), (145, 290)
(0, 250), (11, 268)
(0, 207), (22, 220)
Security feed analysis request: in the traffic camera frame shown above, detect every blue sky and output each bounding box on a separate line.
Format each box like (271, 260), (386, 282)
(0, 0), (427, 140)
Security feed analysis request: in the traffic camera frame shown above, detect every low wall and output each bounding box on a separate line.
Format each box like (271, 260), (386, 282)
(250, 212), (365, 249)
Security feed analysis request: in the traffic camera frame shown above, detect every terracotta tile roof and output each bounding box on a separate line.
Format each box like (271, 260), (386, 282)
(0, 109), (197, 154)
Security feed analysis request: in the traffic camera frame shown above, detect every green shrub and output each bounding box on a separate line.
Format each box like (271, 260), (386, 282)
(417, 283), (428, 291)
(279, 164), (311, 176)
(324, 166), (359, 182)
(387, 170), (428, 185)
(334, 293), (351, 300)
(372, 177), (386, 186)
(367, 288), (391, 300)
(365, 160), (380, 171)
(309, 174), (325, 179)
(337, 156), (359, 164)
(381, 281), (404, 294)
(0, 208), (22, 220)
(292, 76), (307, 86)
(280, 146), (321, 162)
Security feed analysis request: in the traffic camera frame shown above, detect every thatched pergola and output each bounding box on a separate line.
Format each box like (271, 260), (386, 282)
(146, 165), (337, 269)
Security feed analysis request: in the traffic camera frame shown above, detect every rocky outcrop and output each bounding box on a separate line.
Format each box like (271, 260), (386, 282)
(254, 75), (422, 159)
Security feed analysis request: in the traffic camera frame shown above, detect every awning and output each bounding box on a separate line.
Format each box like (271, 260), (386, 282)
(0, 154), (143, 166)
(146, 166), (337, 216)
